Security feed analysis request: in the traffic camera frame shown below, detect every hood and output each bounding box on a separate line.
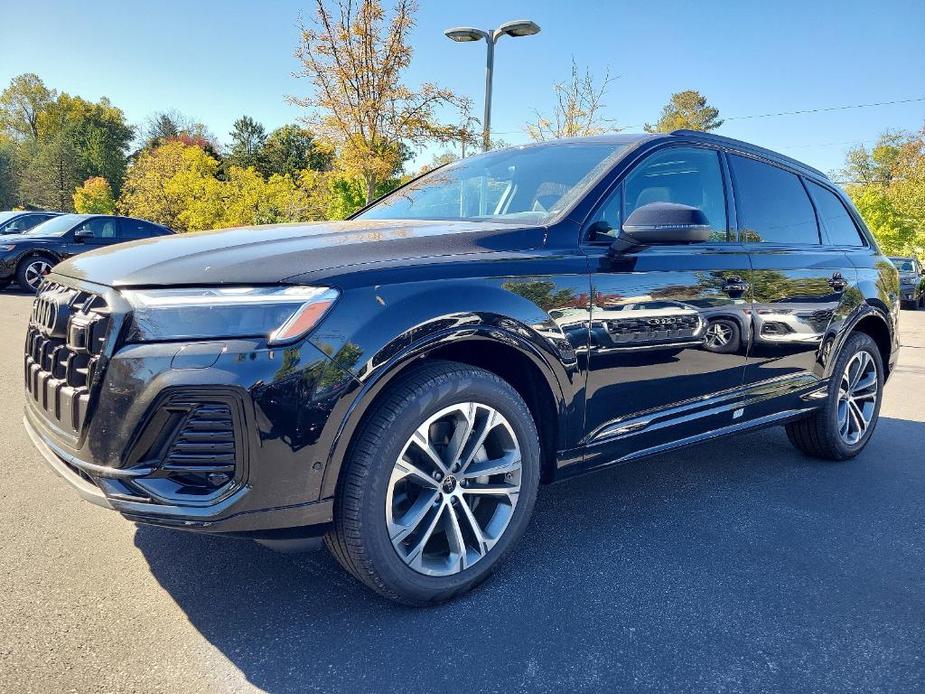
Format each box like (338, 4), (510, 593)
(0, 233), (44, 244)
(51, 219), (545, 288)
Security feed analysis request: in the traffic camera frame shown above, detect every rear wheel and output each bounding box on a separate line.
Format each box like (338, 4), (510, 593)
(16, 255), (55, 293)
(325, 360), (540, 605)
(785, 332), (883, 460)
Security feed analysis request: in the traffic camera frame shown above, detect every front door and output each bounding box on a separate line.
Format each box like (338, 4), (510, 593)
(581, 145), (752, 469)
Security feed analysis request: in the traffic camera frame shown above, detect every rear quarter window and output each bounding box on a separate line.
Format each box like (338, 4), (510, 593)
(806, 181), (866, 247)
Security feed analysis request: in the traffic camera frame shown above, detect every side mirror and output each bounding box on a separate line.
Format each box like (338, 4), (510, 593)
(620, 202), (712, 246)
(73, 229), (94, 243)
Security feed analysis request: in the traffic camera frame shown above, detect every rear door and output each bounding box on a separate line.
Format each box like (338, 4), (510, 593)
(729, 154), (855, 390)
(581, 144), (752, 468)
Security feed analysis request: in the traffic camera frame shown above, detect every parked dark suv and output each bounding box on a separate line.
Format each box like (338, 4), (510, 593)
(889, 256), (924, 309)
(24, 131), (899, 604)
(1, 213), (172, 292)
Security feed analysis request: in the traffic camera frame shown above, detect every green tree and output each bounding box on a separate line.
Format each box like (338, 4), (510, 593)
(645, 90), (723, 133)
(40, 93), (134, 194)
(226, 115), (267, 172)
(17, 131), (79, 210)
(73, 176), (116, 213)
(291, 0), (467, 203)
(0, 73), (56, 140)
(262, 124), (333, 177)
(0, 136), (17, 208)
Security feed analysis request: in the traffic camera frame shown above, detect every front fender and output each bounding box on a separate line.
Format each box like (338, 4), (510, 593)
(309, 277), (591, 498)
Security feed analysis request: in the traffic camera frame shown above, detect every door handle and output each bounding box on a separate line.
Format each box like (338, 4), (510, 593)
(723, 276), (749, 296)
(828, 273), (849, 292)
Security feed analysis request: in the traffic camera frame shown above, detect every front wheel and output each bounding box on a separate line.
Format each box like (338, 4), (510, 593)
(703, 318), (741, 354)
(325, 360), (540, 605)
(785, 332), (884, 460)
(16, 255), (55, 293)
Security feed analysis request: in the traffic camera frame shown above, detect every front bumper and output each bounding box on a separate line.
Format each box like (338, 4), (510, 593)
(24, 280), (360, 535)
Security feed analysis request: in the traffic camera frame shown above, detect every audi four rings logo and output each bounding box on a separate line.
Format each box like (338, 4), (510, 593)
(647, 317), (679, 325)
(32, 293), (63, 335)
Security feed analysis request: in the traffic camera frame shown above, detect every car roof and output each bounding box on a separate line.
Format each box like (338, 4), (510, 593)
(507, 130), (827, 181)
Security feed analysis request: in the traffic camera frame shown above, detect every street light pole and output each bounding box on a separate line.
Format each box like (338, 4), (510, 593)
(444, 20), (541, 153)
(482, 36), (495, 152)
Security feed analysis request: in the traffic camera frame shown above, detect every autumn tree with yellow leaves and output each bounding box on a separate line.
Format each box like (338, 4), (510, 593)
(290, 0), (469, 204)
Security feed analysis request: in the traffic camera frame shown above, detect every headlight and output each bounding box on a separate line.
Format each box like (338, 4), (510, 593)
(122, 286), (339, 345)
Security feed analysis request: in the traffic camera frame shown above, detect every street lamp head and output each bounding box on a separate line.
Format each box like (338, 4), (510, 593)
(496, 19), (541, 38)
(444, 27), (489, 43)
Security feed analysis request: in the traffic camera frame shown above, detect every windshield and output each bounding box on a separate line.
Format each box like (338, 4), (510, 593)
(25, 214), (81, 237)
(890, 258), (916, 273)
(357, 143), (627, 224)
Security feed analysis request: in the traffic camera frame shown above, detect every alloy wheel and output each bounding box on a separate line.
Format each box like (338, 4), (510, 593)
(837, 350), (878, 445)
(24, 260), (52, 290)
(705, 321), (732, 348)
(386, 402), (522, 576)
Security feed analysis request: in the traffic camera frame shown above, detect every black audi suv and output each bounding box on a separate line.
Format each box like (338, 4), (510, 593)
(1, 213), (172, 292)
(23, 131), (899, 604)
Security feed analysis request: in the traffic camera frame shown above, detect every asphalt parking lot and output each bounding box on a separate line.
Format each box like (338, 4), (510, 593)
(1, 289), (923, 694)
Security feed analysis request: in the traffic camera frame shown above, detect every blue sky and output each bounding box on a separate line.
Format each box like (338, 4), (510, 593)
(2, 0), (923, 176)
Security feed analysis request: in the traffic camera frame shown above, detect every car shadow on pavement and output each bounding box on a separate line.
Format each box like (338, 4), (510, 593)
(134, 418), (925, 694)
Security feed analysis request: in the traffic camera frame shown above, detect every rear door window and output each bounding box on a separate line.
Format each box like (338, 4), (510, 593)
(120, 218), (163, 240)
(805, 181), (866, 247)
(729, 154), (819, 244)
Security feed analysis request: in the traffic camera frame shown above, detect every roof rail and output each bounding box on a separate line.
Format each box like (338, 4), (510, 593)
(669, 129), (827, 179)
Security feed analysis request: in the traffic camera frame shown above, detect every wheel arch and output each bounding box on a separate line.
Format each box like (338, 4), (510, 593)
(319, 327), (568, 499)
(829, 303), (895, 380)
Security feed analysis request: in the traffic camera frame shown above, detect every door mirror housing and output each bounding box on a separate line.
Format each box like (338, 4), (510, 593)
(619, 202), (712, 246)
(73, 229), (94, 243)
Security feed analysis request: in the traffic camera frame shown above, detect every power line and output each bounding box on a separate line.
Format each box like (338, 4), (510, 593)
(724, 96), (925, 122)
(490, 96), (925, 136)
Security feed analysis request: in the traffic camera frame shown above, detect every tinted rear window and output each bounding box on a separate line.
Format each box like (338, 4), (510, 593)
(806, 181), (866, 247)
(729, 154), (819, 244)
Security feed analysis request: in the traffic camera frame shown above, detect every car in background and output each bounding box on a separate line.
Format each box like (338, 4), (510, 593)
(0, 210), (63, 235)
(889, 257), (924, 309)
(0, 214), (173, 292)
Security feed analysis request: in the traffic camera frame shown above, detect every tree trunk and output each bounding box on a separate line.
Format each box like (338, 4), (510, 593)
(365, 175), (377, 205)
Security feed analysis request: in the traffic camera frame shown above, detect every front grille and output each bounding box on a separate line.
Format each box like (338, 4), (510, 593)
(604, 314), (702, 345)
(24, 280), (111, 436)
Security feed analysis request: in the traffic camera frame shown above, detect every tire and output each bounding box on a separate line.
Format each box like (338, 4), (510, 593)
(703, 318), (741, 354)
(0, 279), (11, 290)
(785, 332), (883, 461)
(900, 300), (914, 311)
(16, 254), (55, 293)
(325, 360), (540, 605)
